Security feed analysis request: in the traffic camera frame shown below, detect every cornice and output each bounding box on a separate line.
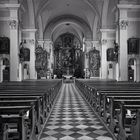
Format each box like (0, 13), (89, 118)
(0, 4), (20, 9)
(22, 29), (37, 32)
(100, 29), (115, 33)
(117, 4), (140, 9)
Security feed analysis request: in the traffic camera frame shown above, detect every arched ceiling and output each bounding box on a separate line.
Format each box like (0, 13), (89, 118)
(34, 0), (103, 40)
(44, 15), (92, 40)
(51, 22), (83, 42)
(19, 0), (117, 40)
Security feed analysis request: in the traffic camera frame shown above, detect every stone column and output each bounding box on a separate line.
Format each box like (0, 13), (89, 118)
(9, 4), (20, 81)
(136, 58), (140, 82)
(92, 41), (101, 77)
(118, 5), (128, 81)
(0, 59), (2, 82)
(29, 38), (36, 79)
(44, 40), (54, 75)
(100, 30), (108, 79)
(22, 29), (37, 79)
(100, 29), (116, 80)
(84, 40), (93, 77)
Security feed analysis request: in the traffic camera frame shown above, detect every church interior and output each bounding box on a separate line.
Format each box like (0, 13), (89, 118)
(0, 0), (140, 140)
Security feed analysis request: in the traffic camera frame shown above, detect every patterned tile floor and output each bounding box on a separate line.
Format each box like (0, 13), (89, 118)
(39, 84), (113, 140)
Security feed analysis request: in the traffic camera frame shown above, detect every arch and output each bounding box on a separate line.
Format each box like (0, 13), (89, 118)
(52, 23), (83, 42)
(128, 58), (137, 82)
(44, 15), (92, 40)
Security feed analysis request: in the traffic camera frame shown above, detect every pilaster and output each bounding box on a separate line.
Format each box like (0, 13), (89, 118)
(9, 4), (20, 81)
(117, 5), (128, 81)
(84, 40), (93, 70)
(100, 29), (116, 79)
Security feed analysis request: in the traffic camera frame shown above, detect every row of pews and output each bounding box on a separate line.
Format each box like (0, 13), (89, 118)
(75, 79), (140, 140)
(0, 80), (62, 140)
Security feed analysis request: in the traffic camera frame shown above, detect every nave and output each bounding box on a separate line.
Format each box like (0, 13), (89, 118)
(39, 84), (113, 140)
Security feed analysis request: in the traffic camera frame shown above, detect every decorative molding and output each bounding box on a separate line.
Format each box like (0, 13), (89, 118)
(117, 4), (140, 9)
(22, 29), (37, 33)
(9, 20), (18, 29)
(100, 29), (116, 33)
(0, 4), (20, 9)
(21, 39), (35, 45)
(119, 20), (129, 30)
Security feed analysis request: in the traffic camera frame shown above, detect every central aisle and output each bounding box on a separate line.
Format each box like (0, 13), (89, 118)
(40, 84), (113, 140)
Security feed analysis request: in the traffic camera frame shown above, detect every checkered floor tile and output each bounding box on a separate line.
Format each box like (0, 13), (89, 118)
(39, 84), (113, 140)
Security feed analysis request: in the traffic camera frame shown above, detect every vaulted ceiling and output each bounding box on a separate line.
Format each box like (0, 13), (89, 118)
(19, 0), (117, 41)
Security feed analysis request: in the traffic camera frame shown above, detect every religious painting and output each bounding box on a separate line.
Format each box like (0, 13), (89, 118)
(128, 38), (139, 54)
(0, 37), (10, 54)
(19, 45), (30, 62)
(107, 48), (114, 61)
(35, 46), (48, 78)
(89, 48), (100, 77)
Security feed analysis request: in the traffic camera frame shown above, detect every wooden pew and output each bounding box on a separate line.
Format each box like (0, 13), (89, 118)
(98, 93), (140, 116)
(75, 79), (140, 140)
(0, 92), (47, 121)
(117, 104), (140, 140)
(103, 97), (140, 132)
(0, 105), (37, 140)
(0, 117), (8, 140)
(0, 99), (42, 134)
(0, 80), (62, 140)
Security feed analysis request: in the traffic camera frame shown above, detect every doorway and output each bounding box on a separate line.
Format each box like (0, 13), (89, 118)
(128, 58), (136, 82)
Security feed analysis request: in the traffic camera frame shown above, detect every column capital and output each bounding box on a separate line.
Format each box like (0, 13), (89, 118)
(119, 20), (129, 30)
(9, 20), (18, 29)
(44, 39), (53, 45)
(21, 39), (35, 45)
(38, 40), (45, 44)
(37, 40), (45, 48)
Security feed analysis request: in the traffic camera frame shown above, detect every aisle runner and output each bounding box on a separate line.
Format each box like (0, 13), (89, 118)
(40, 84), (113, 140)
